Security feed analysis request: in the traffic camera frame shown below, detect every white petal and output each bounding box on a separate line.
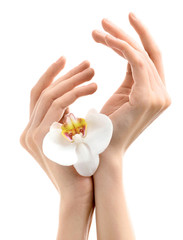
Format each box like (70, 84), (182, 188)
(74, 143), (99, 177)
(84, 109), (113, 154)
(42, 129), (77, 166)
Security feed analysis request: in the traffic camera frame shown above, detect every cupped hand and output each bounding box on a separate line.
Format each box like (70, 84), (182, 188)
(92, 13), (171, 156)
(20, 57), (97, 201)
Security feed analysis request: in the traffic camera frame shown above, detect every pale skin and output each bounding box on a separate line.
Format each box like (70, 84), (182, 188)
(92, 12), (171, 240)
(20, 12), (171, 240)
(20, 59), (97, 240)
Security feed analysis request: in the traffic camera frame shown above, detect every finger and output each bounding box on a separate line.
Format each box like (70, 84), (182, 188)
(92, 30), (134, 90)
(129, 12), (165, 82)
(38, 83), (97, 136)
(59, 107), (70, 124)
(105, 35), (150, 88)
(29, 61), (90, 127)
(101, 18), (144, 52)
(30, 56), (66, 116)
(92, 30), (125, 57)
(120, 63), (134, 89)
(30, 68), (95, 127)
(51, 60), (90, 88)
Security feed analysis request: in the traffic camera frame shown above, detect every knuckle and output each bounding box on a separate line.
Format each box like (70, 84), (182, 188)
(164, 95), (172, 109)
(68, 68), (75, 77)
(132, 89), (171, 114)
(149, 97), (164, 111)
(150, 93), (171, 111)
(52, 99), (64, 111)
(69, 80), (77, 88)
(20, 131), (27, 149)
(26, 131), (34, 145)
(135, 57), (145, 68)
(73, 89), (79, 98)
(25, 128), (43, 150)
(26, 130), (37, 148)
(25, 134), (33, 148)
(51, 99), (59, 109)
(30, 86), (36, 99)
(135, 93), (163, 112)
(41, 90), (53, 103)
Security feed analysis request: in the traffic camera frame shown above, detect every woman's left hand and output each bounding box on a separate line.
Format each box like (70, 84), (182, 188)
(92, 13), (171, 158)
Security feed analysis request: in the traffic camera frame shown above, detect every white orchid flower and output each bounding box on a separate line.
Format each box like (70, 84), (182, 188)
(42, 109), (113, 177)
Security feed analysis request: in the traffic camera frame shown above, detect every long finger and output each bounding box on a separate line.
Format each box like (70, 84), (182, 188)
(51, 60), (90, 88)
(102, 18), (144, 52)
(129, 12), (165, 83)
(92, 30), (124, 57)
(30, 56), (66, 116)
(31, 68), (95, 127)
(29, 61), (90, 128)
(38, 83), (97, 137)
(105, 35), (150, 88)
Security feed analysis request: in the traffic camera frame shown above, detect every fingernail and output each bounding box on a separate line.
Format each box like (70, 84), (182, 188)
(94, 29), (103, 34)
(102, 18), (112, 25)
(56, 56), (65, 63)
(130, 12), (137, 20)
(80, 60), (90, 66)
(103, 18), (109, 22)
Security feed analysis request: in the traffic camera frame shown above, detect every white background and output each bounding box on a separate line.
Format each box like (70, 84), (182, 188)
(0, 0), (183, 239)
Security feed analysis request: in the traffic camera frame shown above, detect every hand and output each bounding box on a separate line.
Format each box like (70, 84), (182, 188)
(92, 13), (171, 157)
(20, 57), (97, 202)
(92, 14), (170, 240)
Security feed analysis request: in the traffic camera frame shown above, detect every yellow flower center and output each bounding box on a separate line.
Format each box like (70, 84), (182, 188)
(61, 113), (87, 142)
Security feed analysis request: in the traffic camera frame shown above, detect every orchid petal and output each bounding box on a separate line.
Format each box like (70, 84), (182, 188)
(74, 143), (99, 177)
(42, 125), (77, 166)
(84, 109), (113, 154)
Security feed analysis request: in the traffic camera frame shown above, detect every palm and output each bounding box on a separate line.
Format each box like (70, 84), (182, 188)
(100, 64), (136, 149)
(101, 64), (133, 117)
(45, 158), (93, 195)
(42, 109), (93, 195)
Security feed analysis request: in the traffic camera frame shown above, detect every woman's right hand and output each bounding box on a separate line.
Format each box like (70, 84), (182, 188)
(20, 57), (97, 201)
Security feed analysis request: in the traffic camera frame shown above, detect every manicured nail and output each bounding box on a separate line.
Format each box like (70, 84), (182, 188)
(103, 18), (109, 22)
(130, 12), (137, 20)
(94, 29), (103, 34)
(56, 56), (65, 63)
(102, 18), (111, 24)
(80, 60), (90, 66)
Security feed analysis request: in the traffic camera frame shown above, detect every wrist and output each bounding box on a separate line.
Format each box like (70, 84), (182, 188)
(59, 177), (94, 206)
(60, 189), (94, 209)
(57, 197), (94, 240)
(101, 142), (126, 158)
(60, 197), (94, 216)
(94, 148), (124, 184)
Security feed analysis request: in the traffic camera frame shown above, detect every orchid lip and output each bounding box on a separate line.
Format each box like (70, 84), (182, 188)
(72, 133), (84, 144)
(61, 113), (87, 142)
(42, 108), (113, 176)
